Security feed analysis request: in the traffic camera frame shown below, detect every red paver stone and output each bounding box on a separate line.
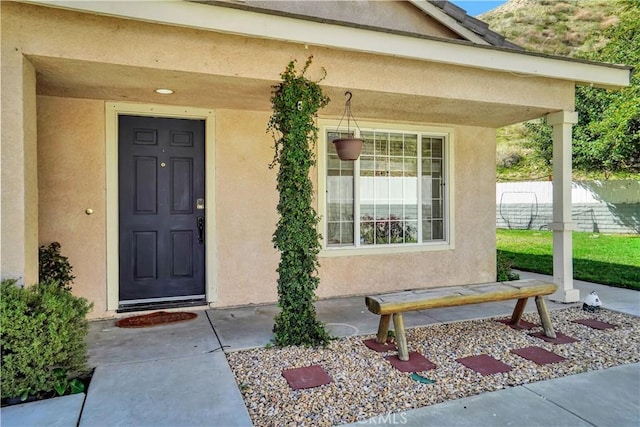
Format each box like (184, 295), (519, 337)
(386, 351), (437, 373)
(529, 331), (579, 344)
(456, 354), (512, 376)
(363, 339), (397, 352)
(573, 319), (617, 330)
(511, 346), (566, 365)
(496, 318), (538, 330)
(281, 365), (333, 390)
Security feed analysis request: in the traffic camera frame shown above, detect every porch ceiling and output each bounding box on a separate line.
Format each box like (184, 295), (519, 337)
(31, 55), (550, 128)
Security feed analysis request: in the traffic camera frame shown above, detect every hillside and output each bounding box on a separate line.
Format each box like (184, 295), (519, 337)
(480, 0), (621, 57)
(478, 0), (629, 181)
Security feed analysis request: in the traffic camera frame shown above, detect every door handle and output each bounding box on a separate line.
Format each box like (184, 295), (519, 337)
(197, 216), (205, 244)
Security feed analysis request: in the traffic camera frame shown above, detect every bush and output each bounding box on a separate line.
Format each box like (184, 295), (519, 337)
(0, 279), (93, 399)
(39, 242), (75, 291)
(497, 251), (520, 282)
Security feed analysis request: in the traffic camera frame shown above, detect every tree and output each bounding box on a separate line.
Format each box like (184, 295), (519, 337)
(267, 57), (331, 347)
(573, 0), (640, 174)
(524, 0), (640, 176)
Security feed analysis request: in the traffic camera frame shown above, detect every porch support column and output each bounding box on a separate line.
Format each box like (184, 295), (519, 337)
(1, 54), (39, 285)
(546, 110), (580, 303)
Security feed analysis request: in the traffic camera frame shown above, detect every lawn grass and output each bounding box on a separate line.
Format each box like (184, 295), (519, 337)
(497, 229), (640, 290)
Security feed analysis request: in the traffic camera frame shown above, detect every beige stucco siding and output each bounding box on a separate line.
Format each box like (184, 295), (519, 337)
(1, 53), (39, 285)
(214, 110), (279, 307)
(2, 2), (589, 318)
(37, 96), (107, 315)
(233, 0), (464, 41)
(34, 96), (495, 317)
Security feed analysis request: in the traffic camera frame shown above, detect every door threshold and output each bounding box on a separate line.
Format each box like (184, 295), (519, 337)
(117, 298), (207, 313)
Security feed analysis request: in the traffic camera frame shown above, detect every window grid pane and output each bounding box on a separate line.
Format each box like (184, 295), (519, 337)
(326, 129), (445, 248)
(327, 131), (355, 245)
(421, 137), (445, 242)
(359, 131), (420, 246)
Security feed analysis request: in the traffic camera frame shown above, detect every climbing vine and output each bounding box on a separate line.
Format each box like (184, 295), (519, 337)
(268, 57), (331, 346)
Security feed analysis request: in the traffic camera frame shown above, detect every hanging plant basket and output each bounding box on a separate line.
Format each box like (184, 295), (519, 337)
(333, 91), (363, 161)
(333, 137), (363, 161)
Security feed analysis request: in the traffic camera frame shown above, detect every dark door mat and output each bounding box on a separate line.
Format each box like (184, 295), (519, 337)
(115, 311), (198, 328)
(496, 318), (538, 330)
(511, 346), (566, 365)
(282, 365), (333, 390)
(385, 351), (436, 373)
(572, 319), (617, 330)
(363, 338), (397, 352)
(456, 354), (512, 376)
(529, 331), (579, 344)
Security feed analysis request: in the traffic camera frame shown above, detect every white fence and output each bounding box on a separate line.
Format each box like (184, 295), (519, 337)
(496, 180), (640, 234)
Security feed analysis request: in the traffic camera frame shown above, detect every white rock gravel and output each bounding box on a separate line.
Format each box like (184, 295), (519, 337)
(226, 307), (640, 426)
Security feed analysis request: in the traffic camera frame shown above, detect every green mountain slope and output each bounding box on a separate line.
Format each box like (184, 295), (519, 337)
(480, 0), (621, 57)
(479, 0), (630, 181)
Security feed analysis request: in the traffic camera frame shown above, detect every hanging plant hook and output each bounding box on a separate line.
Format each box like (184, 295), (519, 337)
(335, 91), (362, 137)
(345, 91), (353, 105)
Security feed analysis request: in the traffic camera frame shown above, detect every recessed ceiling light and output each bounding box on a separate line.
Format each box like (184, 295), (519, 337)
(155, 88), (174, 95)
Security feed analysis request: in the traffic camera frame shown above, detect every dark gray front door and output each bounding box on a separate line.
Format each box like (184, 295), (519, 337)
(118, 115), (205, 303)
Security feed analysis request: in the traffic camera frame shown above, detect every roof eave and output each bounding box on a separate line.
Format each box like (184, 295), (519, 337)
(20, 0), (632, 89)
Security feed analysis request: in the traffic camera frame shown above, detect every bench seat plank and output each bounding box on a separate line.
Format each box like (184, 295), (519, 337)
(365, 279), (558, 362)
(366, 279), (556, 315)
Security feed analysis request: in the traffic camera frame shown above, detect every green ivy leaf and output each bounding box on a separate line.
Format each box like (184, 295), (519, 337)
(69, 378), (85, 394)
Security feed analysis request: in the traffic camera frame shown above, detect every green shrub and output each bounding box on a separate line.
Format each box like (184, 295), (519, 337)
(0, 279), (93, 399)
(497, 250), (520, 282)
(39, 242), (75, 291)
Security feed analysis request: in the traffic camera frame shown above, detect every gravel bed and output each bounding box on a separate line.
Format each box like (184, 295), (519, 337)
(227, 307), (640, 426)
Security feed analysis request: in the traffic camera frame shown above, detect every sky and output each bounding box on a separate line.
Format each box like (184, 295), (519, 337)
(451, 1), (508, 17)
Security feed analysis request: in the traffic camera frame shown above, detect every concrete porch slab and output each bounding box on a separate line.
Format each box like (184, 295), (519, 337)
(206, 304), (278, 351)
(86, 311), (219, 366)
(79, 351), (251, 427)
(208, 292), (574, 352)
(208, 295), (447, 352)
(517, 270), (640, 316)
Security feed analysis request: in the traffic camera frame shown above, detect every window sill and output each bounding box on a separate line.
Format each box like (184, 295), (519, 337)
(319, 242), (453, 257)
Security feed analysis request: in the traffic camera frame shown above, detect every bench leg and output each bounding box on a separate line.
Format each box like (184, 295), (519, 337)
(510, 297), (528, 326)
(376, 314), (392, 344)
(535, 295), (557, 339)
(393, 313), (409, 362)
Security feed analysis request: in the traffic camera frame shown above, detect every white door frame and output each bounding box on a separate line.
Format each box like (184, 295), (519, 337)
(105, 102), (217, 311)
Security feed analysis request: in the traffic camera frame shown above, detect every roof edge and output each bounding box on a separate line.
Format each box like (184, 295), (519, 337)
(407, 0), (490, 45)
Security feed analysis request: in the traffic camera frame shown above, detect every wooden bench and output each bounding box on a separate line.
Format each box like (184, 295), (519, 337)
(365, 279), (558, 361)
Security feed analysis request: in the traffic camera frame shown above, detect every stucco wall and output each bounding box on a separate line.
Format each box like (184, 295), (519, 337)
(35, 96), (496, 317)
(3, 1), (577, 318)
(216, 123), (497, 306)
(214, 110), (280, 306)
(37, 96), (107, 317)
(1, 55), (39, 285)
(235, 1), (463, 40)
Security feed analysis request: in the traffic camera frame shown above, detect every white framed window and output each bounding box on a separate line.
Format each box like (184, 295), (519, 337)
(320, 121), (453, 254)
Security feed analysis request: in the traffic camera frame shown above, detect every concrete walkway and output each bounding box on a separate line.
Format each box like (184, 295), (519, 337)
(2, 272), (639, 426)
